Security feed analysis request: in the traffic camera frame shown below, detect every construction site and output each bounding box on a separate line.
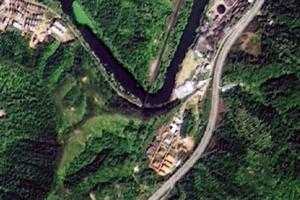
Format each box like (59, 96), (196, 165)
(0, 0), (74, 48)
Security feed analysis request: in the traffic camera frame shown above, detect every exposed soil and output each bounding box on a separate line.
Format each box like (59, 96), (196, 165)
(175, 50), (201, 86)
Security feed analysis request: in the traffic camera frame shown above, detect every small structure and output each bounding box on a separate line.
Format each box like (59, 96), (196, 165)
(0, 109), (6, 118)
(147, 117), (195, 176)
(0, 0), (74, 48)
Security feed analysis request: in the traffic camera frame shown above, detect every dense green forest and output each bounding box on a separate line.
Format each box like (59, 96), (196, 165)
(0, 30), (131, 199)
(0, 60), (59, 199)
(0, 22), (179, 200)
(73, 0), (194, 89)
(172, 1), (300, 199)
(0, 24), (179, 199)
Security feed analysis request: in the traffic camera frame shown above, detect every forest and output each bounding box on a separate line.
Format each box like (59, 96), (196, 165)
(0, 52), (59, 198)
(0, 26), (177, 200)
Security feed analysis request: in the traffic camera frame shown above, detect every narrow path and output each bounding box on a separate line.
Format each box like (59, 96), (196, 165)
(147, 0), (265, 199)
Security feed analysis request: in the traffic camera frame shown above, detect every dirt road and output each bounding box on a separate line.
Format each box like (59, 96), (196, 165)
(147, 0), (265, 199)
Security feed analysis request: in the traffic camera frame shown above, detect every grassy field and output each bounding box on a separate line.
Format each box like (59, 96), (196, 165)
(72, 1), (97, 31)
(57, 114), (133, 178)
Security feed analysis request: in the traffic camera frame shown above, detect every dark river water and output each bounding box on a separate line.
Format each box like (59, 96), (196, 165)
(60, 0), (208, 109)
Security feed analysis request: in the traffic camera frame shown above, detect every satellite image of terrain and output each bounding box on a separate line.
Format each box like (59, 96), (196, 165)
(0, 0), (299, 199)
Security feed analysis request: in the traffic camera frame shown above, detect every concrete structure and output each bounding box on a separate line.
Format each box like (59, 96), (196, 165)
(0, 109), (6, 118)
(0, 0), (74, 48)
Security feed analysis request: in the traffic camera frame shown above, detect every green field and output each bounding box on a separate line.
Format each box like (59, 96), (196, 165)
(72, 1), (96, 31)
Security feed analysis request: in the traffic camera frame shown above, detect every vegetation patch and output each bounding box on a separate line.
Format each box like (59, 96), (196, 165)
(0, 62), (59, 199)
(72, 1), (96, 31)
(172, 1), (300, 199)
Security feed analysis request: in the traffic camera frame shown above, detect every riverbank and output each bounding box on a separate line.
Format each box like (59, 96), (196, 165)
(59, 0), (208, 108)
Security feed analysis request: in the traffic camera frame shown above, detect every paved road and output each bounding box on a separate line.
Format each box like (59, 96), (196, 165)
(148, 0), (265, 199)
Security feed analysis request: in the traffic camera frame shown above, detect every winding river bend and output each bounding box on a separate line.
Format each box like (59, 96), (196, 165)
(60, 0), (208, 108)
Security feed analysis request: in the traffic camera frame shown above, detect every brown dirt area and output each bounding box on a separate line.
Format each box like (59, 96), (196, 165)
(175, 50), (202, 86)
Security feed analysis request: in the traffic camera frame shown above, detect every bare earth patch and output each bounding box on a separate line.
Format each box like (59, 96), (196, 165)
(175, 50), (202, 86)
(148, 58), (161, 82)
(0, 109), (6, 118)
(239, 31), (262, 56)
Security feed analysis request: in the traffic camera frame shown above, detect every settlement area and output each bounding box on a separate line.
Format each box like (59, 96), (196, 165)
(148, 0), (254, 176)
(147, 116), (195, 176)
(0, 0), (74, 48)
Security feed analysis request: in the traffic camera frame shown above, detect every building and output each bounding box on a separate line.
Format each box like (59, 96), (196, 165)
(0, 109), (6, 118)
(0, 0), (74, 48)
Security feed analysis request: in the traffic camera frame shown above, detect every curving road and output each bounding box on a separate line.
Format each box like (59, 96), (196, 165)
(148, 0), (265, 199)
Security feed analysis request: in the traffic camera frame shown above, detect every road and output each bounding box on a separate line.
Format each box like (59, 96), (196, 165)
(148, 0), (265, 199)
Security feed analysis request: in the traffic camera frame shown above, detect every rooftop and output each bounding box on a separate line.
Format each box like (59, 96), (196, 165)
(0, 109), (6, 118)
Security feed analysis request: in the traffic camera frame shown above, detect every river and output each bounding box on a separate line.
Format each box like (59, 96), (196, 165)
(60, 0), (208, 109)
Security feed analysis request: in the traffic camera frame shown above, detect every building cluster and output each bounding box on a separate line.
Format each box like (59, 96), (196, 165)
(147, 117), (194, 176)
(196, 0), (249, 54)
(0, 0), (74, 48)
(172, 0), (252, 100)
